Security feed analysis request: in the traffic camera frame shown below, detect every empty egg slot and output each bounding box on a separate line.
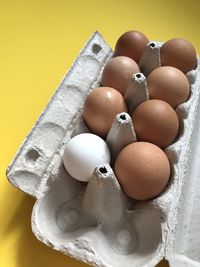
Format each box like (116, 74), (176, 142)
(32, 166), (96, 244)
(57, 204), (81, 232)
(94, 204), (163, 266)
(102, 223), (138, 255)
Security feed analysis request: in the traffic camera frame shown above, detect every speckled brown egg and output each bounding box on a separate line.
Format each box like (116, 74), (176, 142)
(132, 100), (179, 149)
(83, 86), (127, 138)
(114, 142), (170, 200)
(160, 38), (197, 73)
(101, 56), (140, 95)
(147, 66), (190, 108)
(114, 30), (149, 63)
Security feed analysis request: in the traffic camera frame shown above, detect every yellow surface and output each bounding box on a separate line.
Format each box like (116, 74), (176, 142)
(0, 1), (200, 266)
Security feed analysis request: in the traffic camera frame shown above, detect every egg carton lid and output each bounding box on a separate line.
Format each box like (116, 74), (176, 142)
(6, 31), (200, 267)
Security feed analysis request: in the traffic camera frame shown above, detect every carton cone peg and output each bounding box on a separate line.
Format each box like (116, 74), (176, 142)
(82, 164), (138, 254)
(124, 72), (149, 115)
(106, 112), (137, 165)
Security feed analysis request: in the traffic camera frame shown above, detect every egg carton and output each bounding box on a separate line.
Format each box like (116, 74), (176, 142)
(6, 31), (200, 267)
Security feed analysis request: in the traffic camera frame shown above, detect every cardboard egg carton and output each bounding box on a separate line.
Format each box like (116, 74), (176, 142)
(6, 32), (200, 267)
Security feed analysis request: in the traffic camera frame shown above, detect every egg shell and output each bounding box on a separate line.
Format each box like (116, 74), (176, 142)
(101, 56), (140, 95)
(6, 32), (200, 267)
(160, 38), (197, 73)
(132, 99), (179, 148)
(83, 86), (127, 138)
(114, 142), (170, 200)
(114, 30), (149, 63)
(147, 66), (190, 108)
(63, 133), (111, 182)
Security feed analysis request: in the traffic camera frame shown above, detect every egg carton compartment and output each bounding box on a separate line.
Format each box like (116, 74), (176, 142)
(7, 32), (112, 198)
(6, 32), (200, 267)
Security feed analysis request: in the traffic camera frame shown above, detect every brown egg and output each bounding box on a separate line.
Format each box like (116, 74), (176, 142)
(132, 100), (179, 149)
(83, 87), (127, 138)
(101, 56), (140, 95)
(114, 142), (170, 200)
(147, 66), (190, 108)
(160, 38), (197, 73)
(114, 31), (149, 63)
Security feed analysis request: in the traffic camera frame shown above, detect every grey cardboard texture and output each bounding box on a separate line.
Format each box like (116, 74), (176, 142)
(7, 32), (200, 267)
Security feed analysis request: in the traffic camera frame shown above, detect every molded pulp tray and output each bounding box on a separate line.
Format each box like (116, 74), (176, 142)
(7, 32), (200, 267)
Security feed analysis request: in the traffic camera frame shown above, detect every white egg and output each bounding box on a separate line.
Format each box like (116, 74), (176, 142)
(63, 133), (111, 182)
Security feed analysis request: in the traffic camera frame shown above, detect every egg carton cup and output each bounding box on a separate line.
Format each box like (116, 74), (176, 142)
(6, 32), (200, 267)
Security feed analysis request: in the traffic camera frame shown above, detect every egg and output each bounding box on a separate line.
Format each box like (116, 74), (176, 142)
(114, 30), (149, 63)
(114, 142), (170, 200)
(83, 87), (127, 138)
(101, 56), (140, 95)
(132, 100), (179, 149)
(63, 133), (111, 182)
(160, 38), (197, 73)
(147, 66), (190, 108)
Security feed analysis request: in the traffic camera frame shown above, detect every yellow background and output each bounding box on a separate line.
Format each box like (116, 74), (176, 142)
(0, 0), (199, 266)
